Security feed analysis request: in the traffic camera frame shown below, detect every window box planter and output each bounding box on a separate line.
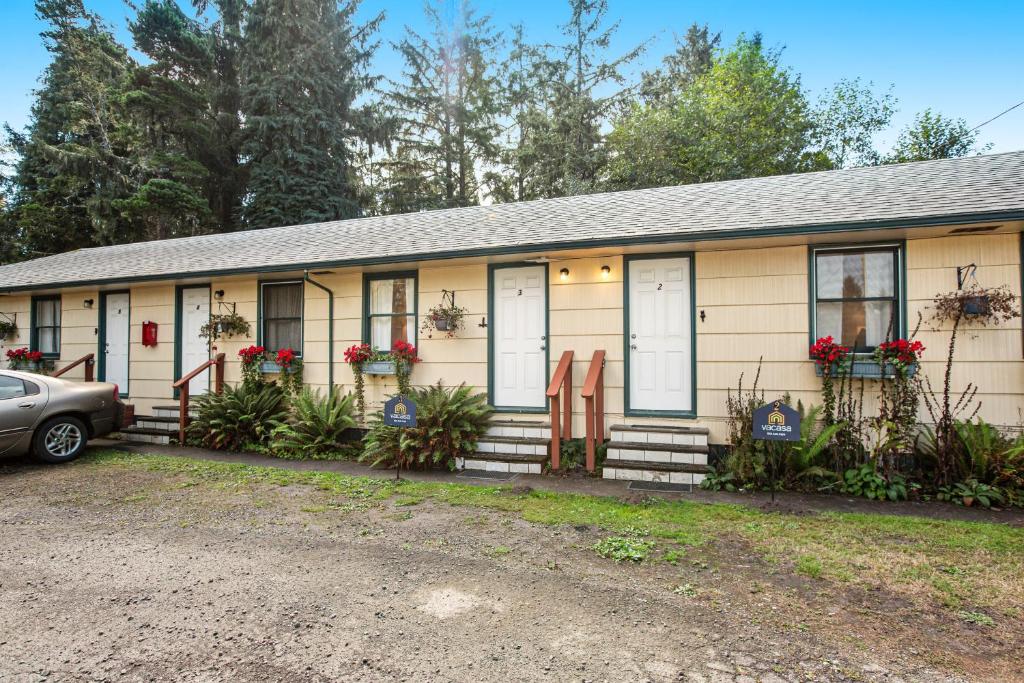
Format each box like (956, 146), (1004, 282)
(814, 359), (918, 379)
(362, 360), (397, 375)
(260, 361), (299, 374)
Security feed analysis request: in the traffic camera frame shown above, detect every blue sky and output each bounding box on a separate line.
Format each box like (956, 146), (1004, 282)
(3, 0), (1022, 153)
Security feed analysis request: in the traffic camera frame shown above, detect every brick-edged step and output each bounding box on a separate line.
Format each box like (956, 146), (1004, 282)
(456, 449), (548, 475)
(152, 405), (196, 419)
(603, 458), (713, 486)
(605, 440), (709, 466)
(118, 425), (175, 446)
(485, 419), (551, 439)
(609, 423), (709, 445)
(133, 415), (180, 430)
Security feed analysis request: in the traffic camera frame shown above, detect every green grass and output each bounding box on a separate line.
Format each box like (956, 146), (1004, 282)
(78, 450), (1024, 612)
(593, 536), (656, 562)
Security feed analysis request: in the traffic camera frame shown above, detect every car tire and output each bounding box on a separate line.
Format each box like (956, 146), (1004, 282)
(33, 416), (89, 464)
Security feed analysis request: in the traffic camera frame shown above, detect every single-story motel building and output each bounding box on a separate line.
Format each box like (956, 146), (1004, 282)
(2, 152), (1023, 484)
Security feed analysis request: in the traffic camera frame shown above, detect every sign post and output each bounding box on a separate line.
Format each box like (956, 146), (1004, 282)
(751, 400), (801, 503)
(383, 395), (417, 480)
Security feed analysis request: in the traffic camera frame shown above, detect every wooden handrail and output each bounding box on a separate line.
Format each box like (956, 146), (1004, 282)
(52, 353), (95, 381)
(545, 350), (573, 470)
(173, 353), (225, 443)
(581, 350), (606, 473)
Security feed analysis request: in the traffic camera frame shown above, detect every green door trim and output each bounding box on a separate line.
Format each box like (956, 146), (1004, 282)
(97, 290), (131, 398)
(487, 261), (550, 414)
(623, 252), (698, 419)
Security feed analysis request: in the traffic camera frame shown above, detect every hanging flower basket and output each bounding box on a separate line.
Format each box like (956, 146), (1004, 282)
(963, 294), (991, 316)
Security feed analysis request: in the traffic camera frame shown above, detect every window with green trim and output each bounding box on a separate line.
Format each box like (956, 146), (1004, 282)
(365, 274), (416, 349)
(32, 296), (61, 357)
(812, 245), (902, 352)
(260, 281), (303, 354)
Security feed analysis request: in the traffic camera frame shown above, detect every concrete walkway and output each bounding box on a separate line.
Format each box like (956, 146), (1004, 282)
(91, 438), (1024, 525)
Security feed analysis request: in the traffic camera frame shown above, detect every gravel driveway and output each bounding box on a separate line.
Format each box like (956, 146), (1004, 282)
(0, 454), (1007, 682)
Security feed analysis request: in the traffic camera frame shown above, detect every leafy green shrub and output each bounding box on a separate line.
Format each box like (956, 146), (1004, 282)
(559, 437), (608, 472)
(271, 387), (359, 460)
(593, 536), (655, 562)
(937, 479), (1005, 508)
(361, 383), (493, 471)
(836, 463), (908, 501)
(187, 382), (289, 451)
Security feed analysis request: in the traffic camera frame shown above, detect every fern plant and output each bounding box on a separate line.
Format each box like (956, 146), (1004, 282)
(271, 387), (358, 460)
(361, 382), (493, 473)
(187, 382), (289, 451)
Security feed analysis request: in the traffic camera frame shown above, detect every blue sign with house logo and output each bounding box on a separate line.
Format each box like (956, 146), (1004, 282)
(383, 395), (417, 428)
(751, 401), (800, 442)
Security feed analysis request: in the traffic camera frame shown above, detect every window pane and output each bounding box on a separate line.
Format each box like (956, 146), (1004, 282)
(0, 376), (27, 400)
(816, 300), (895, 350)
(265, 283), (302, 318)
(266, 319), (301, 353)
(39, 328), (58, 355)
(36, 299), (60, 327)
(816, 252), (894, 299)
(370, 278), (413, 315)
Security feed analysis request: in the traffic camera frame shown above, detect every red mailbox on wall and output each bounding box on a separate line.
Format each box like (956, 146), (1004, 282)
(142, 321), (158, 347)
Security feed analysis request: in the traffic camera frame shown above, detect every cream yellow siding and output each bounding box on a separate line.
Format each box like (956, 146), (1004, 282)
(0, 295), (31, 358)
(7, 228), (1022, 447)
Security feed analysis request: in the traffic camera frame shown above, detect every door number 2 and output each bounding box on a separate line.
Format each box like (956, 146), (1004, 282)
(657, 283), (663, 290)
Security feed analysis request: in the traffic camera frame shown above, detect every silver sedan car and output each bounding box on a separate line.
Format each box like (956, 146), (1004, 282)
(0, 370), (124, 463)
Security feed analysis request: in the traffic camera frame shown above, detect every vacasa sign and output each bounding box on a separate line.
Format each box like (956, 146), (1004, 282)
(751, 400), (800, 442)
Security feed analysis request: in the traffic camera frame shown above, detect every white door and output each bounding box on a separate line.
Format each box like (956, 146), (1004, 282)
(492, 265), (547, 408)
(103, 292), (130, 395)
(179, 287), (210, 395)
(628, 257), (693, 413)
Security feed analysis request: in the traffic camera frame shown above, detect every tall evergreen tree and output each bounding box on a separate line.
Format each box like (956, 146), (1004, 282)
(639, 23), (720, 106)
(509, 0), (644, 198)
(5, 0), (136, 258)
(241, 0), (388, 228)
(385, 0), (501, 210)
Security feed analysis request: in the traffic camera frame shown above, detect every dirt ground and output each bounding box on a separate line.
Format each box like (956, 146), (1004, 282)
(0, 452), (1018, 682)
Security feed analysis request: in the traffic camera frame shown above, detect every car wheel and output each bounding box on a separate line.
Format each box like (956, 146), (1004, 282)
(33, 416), (88, 464)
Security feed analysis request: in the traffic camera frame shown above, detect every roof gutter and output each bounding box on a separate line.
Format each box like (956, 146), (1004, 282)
(1, 209), (1023, 294)
(303, 271), (334, 392)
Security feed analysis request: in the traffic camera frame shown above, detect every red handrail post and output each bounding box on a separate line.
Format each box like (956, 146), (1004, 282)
(581, 350), (606, 473)
(85, 356), (95, 382)
(546, 350), (574, 472)
(178, 384), (189, 444)
(214, 353), (225, 394)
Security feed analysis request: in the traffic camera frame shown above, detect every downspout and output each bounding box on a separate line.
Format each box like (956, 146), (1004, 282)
(303, 271), (334, 391)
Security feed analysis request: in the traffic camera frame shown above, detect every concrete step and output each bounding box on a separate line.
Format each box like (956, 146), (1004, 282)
(134, 415), (180, 431)
(456, 451), (546, 475)
(605, 440), (709, 467)
(476, 435), (550, 457)
(485, 419), (551, 439)
(608, 423), (709, 446)
(119, 426), (174, 446)
(153, 405), (197, 419)
(602, 458), (712, 486)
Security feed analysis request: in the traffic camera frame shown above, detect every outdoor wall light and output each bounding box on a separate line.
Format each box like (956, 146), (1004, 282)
(559, 267), (570, 282)
(214, 289), (225, 299)
(600, 265), (611, 278)
(83, 298), (94, 308)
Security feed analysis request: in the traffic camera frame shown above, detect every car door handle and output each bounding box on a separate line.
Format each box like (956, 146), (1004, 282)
(18, 402), (36, 409)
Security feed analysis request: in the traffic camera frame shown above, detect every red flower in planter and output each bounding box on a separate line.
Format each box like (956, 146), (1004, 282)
(238, 345), (266, 364)
(809, 336), (850, 367)
(343, 343), (373, 365)
(27, 351), (43, 363)
(275, 347), (297, 369)
(6, 348), (27, 361)
(390, 340), (420, 363)
(876, 338), (924, 367)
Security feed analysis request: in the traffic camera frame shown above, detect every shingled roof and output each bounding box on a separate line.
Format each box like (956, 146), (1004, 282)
(2, 151), (1023, 293)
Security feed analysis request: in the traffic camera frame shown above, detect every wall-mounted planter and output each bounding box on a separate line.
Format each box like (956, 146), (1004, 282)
(814, 359), (918, 380)
(362, 360), (397, 375)
(260, 361), (299, 374)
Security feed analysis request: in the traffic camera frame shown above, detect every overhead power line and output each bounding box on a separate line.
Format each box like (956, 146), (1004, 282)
(969, 98), (1024, 133)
